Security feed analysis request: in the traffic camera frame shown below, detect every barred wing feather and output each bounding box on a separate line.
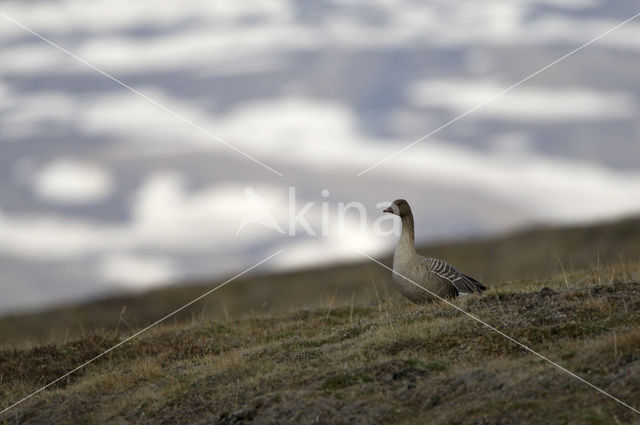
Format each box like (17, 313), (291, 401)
(423, 257), (487, 294)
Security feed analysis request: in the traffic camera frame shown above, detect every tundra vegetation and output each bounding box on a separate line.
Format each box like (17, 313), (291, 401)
(1, 218), (639, 424)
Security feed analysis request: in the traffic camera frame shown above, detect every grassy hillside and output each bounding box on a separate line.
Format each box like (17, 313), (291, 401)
(1, 268), (639, 424)
(2, 216), (640, 346)
(1, 218), (640, 424)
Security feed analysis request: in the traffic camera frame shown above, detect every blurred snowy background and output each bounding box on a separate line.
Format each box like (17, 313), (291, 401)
(0, 0), (639, 313)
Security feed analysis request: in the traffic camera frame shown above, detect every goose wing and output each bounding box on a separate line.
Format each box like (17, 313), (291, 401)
(422, 257), (486, 294)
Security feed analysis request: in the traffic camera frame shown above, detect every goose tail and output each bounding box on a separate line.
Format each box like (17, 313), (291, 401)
(463, 274), (488, 293)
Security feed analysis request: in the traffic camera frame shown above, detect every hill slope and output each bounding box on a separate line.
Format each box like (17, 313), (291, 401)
(1, 217), (640, 424)
(2, 216), (640, 346)
(1, 274), (639, 424)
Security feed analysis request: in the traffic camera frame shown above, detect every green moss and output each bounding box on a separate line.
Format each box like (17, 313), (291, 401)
(403, 358), (447, 372)
(322, 373), (361, 391)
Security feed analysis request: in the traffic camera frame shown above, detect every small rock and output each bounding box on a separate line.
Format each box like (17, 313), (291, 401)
(539, 287), (556, 297)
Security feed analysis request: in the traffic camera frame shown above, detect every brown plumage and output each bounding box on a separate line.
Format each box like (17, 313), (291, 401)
(383, 199), (487, 303)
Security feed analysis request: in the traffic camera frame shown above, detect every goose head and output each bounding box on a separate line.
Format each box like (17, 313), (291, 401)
(383, 199), (411, 217)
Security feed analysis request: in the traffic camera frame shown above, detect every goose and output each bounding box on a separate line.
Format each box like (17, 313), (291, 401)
(383, 199), (487, 303)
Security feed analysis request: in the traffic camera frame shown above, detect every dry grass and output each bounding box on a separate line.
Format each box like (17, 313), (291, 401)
(1, 217), (640, 424)
(2, 216), (640, 347)
(1, 271), (639, 424)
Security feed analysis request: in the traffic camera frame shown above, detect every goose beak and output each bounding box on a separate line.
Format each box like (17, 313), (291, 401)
(383, 207), (393, 214)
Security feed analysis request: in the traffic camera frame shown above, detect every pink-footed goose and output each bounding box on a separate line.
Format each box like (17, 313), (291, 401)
(383, 199), (486, 303)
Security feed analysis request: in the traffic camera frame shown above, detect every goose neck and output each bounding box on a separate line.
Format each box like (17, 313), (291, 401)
(398, 213), (415, 251)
